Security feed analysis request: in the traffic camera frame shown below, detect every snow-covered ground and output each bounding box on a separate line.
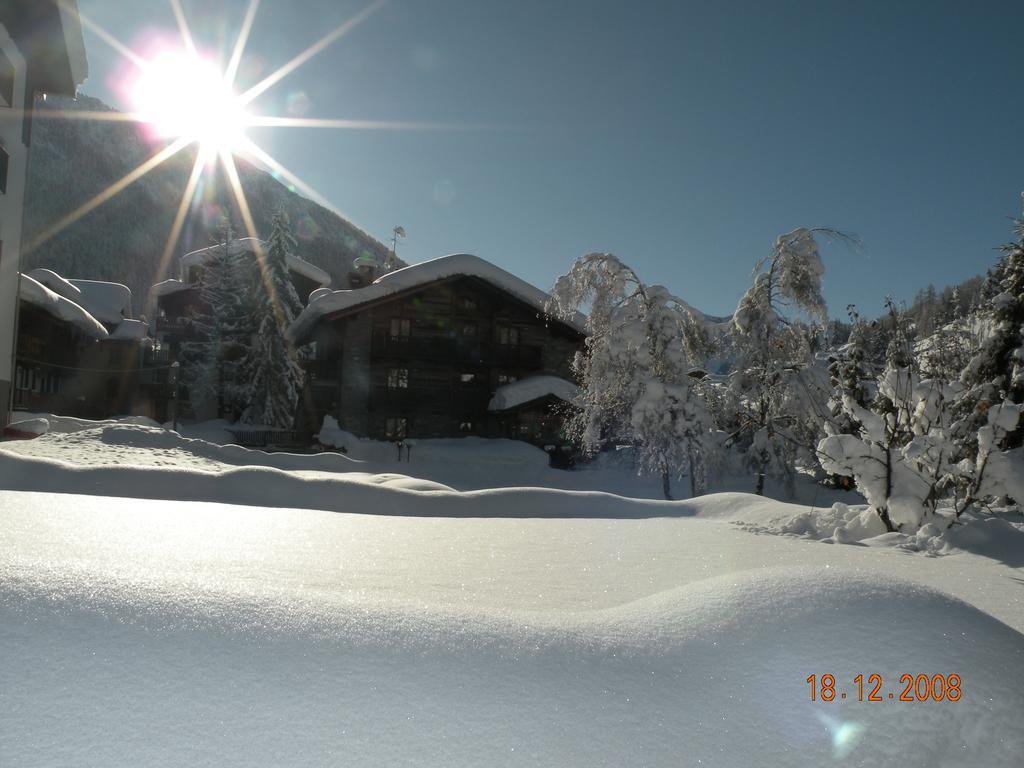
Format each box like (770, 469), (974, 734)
(3, 413), (847, 502)
(1, 421), (1022, 765)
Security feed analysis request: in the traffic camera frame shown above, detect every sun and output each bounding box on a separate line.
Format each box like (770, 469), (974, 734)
(130, 50), (250, 154)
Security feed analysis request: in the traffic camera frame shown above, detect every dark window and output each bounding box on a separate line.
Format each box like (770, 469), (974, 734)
(385, 417), (408, 439)
(0, 48), (14, 108)
(0, 145), (8, 195)
(387, 368), (409, 389)
(497, 373), (518, 385)
(461, 323), (477, 337)
(459, 295), (477, 311)
(497, 326), (520, 345)
(459, 421), (475, 433)
(389, 318), (411, 338)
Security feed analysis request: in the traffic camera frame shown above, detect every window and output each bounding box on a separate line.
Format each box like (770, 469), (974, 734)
(385, 417), (408, 439)
(497, 373), (518, 385)
(459, 373), (476, 384)
(459, 421), (475, 433)
(389, 318), (410, 338)
(387, 368), (409, 389)
(497, 326), (520, 345)
(0, 49), (14, 108)
(459, 295), (477, 311)
(461, 323), (477, 337)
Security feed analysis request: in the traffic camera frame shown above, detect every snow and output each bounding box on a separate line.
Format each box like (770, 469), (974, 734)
(290, 253), (587, 343)
(2, 418), (49, 438)
(150, 278), (191, 297)
(18, 273), (109, 339)
(181, 237), (330, 288)
(68, 278), (132, 324)
(488, 375), (580, 411)
(0, 487), (1022, 766)
(25, 267), (83, 301)
(28, 268), (132, 325)
(107, 317), (149, 340)
(9, 411), (161, 433)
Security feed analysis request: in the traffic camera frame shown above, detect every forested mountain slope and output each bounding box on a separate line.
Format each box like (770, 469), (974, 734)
(23, 94), (389, 315)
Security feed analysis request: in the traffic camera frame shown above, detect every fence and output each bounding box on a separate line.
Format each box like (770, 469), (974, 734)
(226, 429), (313, 450)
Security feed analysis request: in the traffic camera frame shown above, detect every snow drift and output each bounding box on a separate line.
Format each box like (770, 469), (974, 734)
(0, 492), (1020, 767)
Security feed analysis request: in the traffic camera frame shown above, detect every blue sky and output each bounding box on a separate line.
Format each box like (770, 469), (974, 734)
(78, 0), (1023, 318)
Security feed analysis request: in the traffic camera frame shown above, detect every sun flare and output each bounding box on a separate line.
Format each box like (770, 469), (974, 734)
(130, 51), (250, 154)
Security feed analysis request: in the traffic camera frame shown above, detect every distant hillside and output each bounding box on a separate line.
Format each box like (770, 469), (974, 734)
(23, 94), (389, 315)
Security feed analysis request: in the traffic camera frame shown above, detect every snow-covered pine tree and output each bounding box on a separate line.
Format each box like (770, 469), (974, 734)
(547, 254), (713, 499)
(240, 212), (305, 428)
(728, 228), (845, 495)
(179, 221), (246, 419)
(919, 288), (971, 381)
(958, 205), (1024, 450)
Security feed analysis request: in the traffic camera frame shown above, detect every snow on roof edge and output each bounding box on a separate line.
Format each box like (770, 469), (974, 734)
(488, 375), (580, 411)
(68, 278), (132, 324)
(289, 253), (585, 342)
(19, 274), (109, 339)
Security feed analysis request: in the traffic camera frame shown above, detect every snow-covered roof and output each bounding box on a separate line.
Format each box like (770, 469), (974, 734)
(488, 375), (580, 411)
(19, 274), (108, 339)
(26, 268), (82, 301)
(28, 268), (134, 326)
(108, 318), (149, 341)
(290, 253), (586, 342)
(181, 238), (330, 287)
(151, 279), (192, 298)
(68, 279), (132, 325)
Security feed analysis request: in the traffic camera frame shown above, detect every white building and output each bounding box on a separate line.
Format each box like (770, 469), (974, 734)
(0, 1), (88, 428)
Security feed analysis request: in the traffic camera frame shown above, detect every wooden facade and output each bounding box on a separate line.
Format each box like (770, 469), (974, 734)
(299, 275), (584, 452)
(13, 300), (142, 419)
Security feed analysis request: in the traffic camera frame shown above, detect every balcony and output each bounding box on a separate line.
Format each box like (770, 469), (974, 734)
(370, 330), (542, 369)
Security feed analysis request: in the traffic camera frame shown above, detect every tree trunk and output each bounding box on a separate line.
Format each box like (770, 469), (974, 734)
(661, 469), (673, 501)
(877, 506), (897, 533)
(755, 472), (765, 496)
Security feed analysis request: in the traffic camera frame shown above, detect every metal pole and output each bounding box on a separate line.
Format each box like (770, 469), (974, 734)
(169, 361), (180, 431)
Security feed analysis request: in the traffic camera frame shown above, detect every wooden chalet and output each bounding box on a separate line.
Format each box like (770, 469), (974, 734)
(13, 272), (141, 418)
(289, 254), (585, 458)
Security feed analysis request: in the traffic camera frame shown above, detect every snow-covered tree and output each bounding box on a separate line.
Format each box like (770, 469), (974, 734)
(728, 228), (848, 495)
(547, 254), (713, 499)
(631, 378), (714, 498)
(240, 212), (305, 427)
(957, 207), (1024, 449)
(919, 289), (972, 381)
(179, 221), (246, 419)
(818, 365), (956, 532)
(820, 364), (1024, 533)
